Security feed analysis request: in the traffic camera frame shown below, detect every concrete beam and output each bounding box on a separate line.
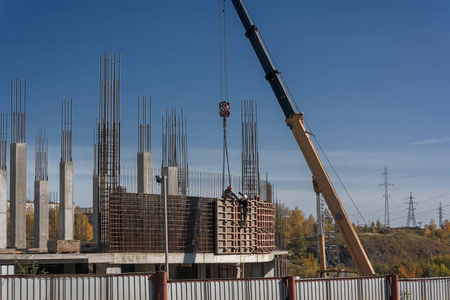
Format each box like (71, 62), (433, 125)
(137, 152), (152, 194)
(10, 143), (26, 249)
(161, 166), (178, 196)
(34, 180), (49, 250)
(0, 170), (7, 249)
(59, 161), (74, 240)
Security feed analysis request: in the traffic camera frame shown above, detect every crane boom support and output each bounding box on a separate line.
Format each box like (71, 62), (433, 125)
(230, 0), (375, 276)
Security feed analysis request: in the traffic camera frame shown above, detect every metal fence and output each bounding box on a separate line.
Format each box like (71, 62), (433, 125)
(399, 277), (449, 300)
(167, 278), (286, 300)
(0, 273), (154, 300)
(295, 276), (390, 300)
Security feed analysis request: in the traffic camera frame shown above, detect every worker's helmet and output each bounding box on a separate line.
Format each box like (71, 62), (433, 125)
(227, 186), (232, 190)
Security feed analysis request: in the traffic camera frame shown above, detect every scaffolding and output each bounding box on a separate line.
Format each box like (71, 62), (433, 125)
(241, 100), (259, 198)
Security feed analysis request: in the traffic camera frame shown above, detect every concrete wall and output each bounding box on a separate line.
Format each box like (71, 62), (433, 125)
(34, 180), (49, 250)
(0, 170), (7, 249)
(137, 152), (152, 194)
(10, 143), (26, 249)
(59, 161), (74, 240)
(161, 166), (178, 195)
(92, 174), (99, 243)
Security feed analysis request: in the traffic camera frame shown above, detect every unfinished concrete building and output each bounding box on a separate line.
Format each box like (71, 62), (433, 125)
(0, 53), (283, 278)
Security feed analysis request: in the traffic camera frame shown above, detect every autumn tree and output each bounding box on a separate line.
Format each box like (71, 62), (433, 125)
(74, 206), (93, 242)
(49, 206), (59, 241)
(26, 212), (34, 248)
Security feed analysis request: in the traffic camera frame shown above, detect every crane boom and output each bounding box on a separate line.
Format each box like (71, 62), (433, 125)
(230, 0), (375, 276)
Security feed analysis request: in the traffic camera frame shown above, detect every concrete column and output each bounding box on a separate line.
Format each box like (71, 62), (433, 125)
(10, 143), (26, 249)
(59, 161), (74, 240)
(161, 166), (178, 195)
(92, 174), (99, 243)
(0, 170), (7, 249)
(137, 152), (153, 194)
(34, 180), (49, 250)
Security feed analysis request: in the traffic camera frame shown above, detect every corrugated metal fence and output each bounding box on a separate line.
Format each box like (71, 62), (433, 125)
(399, 277), (449, 300)
(295, 276), (390, 300)
(167, 278), (286, 300)
(0, 273), (154, 300)
(1, 272), (449, 300)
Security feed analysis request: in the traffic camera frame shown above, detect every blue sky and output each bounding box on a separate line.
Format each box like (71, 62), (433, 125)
(1, 0), (450, 227)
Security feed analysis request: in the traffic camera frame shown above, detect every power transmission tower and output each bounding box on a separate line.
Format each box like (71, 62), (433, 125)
(406, 192), (417, 228)
(379, 167), (393, 228)
(438, 202), (443, 228)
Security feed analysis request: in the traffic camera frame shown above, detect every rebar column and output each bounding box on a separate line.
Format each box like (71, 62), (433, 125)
(34, 129), (49, 250)
(60, 99), (74, 240)
(10, 79), (27, 249)
(137, 96), (152, 194)
(0, 114), (7, 249)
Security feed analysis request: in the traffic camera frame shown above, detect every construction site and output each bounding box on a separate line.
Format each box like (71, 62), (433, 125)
(2, 2), (450, 299)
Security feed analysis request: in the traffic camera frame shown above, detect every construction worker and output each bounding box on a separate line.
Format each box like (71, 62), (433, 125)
(222, 186), (238, 200)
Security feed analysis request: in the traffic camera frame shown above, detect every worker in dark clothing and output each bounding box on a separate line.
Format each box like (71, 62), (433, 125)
(222, 186), (238, 200)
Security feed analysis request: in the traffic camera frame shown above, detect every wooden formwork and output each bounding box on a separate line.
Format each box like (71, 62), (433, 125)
(216, 198), (275, 254)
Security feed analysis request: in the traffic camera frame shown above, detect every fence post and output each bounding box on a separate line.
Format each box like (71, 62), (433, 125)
(389, 275), (399, 300)
(156, 271), (167, 300)
(287, 276), (296, 300)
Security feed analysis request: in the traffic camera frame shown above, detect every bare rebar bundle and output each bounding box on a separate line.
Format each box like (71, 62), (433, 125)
(10, 79), (26, 144)
(161, 109), (189, 195)
(35, 128), (48, 181)
(138, 96), (151, 153)
(241, 100), (260, 198)
(61, 99), (72, 162)
(97, 52), (121, 251)
(0, 114), (7, 170)
(93, 123), (99, 175)
(121, 165), (137, 193)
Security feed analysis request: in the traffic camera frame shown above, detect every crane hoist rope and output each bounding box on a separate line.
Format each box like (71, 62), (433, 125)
(219, 0), (231, 191)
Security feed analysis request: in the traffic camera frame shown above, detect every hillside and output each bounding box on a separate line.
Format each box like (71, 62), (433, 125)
(337, 228), (450, 274)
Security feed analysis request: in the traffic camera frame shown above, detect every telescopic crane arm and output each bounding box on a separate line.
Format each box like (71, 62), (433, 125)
(230, 0), (375, 276)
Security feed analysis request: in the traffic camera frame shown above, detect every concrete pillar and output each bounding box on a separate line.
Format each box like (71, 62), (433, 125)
(34, 180), (49, 250)
(0, 170), (7, 249)
(137, 152), (153, 194)
(10, 143), (26, 249)
(92, 174), (99, 243)
(59, 161), (74, 240)
(161, 166), (178, 195)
